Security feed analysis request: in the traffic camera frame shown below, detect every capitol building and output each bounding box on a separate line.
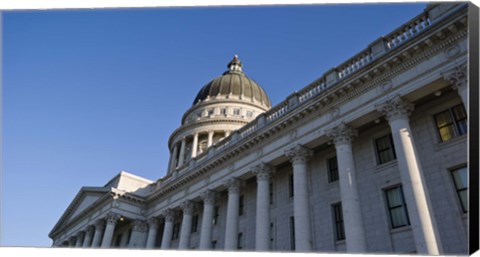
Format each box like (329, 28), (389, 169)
(49, 3), (471, 255)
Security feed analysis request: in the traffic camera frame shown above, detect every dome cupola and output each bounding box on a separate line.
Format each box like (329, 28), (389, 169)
(167, 55), (271, 174)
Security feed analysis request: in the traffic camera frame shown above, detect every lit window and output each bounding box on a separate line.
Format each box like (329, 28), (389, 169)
(385, 185), (410, 228)
(434, 104), (467, 142)
(451, 167), (468, 212)
(332, 203), (345, 241)
(375, 134), (396, 164)
(328, 156), (339, 182)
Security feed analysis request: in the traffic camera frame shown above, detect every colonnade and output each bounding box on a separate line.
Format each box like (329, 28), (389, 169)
(168, 130), (232, 172)
(61, 84), (467, 253)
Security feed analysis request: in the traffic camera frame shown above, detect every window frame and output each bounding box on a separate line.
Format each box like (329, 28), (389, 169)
(384, 185), (410, 229)
(375, 134), (397, 165)
(331, 202), (345, 241)
(434, 104), (467, 142)
(450, 166), (468, 213)
(191, 214), (199, 233)
(327, 156), (339, 183)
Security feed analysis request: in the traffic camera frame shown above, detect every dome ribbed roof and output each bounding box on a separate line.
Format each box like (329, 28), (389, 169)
(193, 55), (271, 108)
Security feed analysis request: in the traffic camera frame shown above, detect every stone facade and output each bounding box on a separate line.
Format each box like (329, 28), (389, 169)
(49, 3), (470, 255)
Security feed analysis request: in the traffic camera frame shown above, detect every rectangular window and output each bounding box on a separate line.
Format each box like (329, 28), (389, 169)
(332, 203), (345, 241)
(376, 134), (396, 164)
(270, 222), (275, 248)
(289, 216), (295, 250)
(239, 195), (245, 216)
(220, 108), (227, 115)
(172, 222), (180, 240)
(208, 109), (214, 116)
(434, 104), (467, 142)
(114, 234), (122, 247)
(451, 166), (468, 212)
(385, 185), (410, 228)
(289, 173), (294, 197)
(126, 229), (132, 245)
(246, 110), (253, 118)
(191, 214), (199, 233)
(211, 240), (217, 249)
(213, 205), (219, 225)
(233, 108), (241, 116)
(237, 233), (243, 250)
(328, 156), (339, 182)
(269, 182), (274, 205)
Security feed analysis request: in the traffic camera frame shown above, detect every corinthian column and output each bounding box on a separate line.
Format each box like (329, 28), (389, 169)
(252, 163), (274, 251)
(443, 64), (468, 108)
(285, 144), (313, 252)
(376, 95), (441, 255)
(224, 178), (243, 250)
(192, 133), (199, 158)
(146, 217), (159, 249)
(199, 190), (216, 250)
(82, 226), (95, 247)
(178, 137), (187, 166)
(326, 123), (367, 253)
(75, 231), (85, 247)
(101, 212), (119, 248)
(179, 201), (196, 249)
(91, 219), (105, 248)
(160, 209), (176, 249)
(126, 220), (147, 248)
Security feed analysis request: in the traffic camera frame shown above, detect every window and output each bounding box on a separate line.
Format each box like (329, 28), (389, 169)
(434, 104), (467, 142)
(451, 167), (468, 212)
(237, 233), (243, 250)
(328, 156), (339, 182)
(191, 214), (199, 233)
(239, 195), (245, 216)
(220, 108), (227, 115)
(270, 222), (275, 248)
(385, 185), (410, 228)
(233, 108), (241, 116)
(289, 216), (295, 250)
(246, 110), (253, 118)
(126, 229), (132, 245)
(172, 222), (180, 240)
(375, 134), (396, 164)
(289, 173), (294, 197)
(211, 240), (217, 249)
(208, 108), (214, 116)
(269, 182), (274, 205)
(213, 205), (219, 225)
(114, 234), (122, 247)
(332, 203), (345, 241)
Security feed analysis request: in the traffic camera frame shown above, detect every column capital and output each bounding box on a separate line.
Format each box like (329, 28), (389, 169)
(252, 162), (274, 182)
(161, 208), (176, 223)
(181, 200), (197, 215)
(326, 122), (358, 145)
(376, 95), (414, 122)
(442, 64), (467, 91)
(285, 144), (313, 164)
(105, 212), (120, 225)
(147, 217), (159, 228)
(132, 220), (148, 232)
(201, 190), (217, 205)
(94, 219), (106, 230)
(224, 178), (244, 194)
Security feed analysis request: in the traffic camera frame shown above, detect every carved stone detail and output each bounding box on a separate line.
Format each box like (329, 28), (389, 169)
(443, 64), (467, 91)
(161, 208), (176, 223)
(105, 212), (120, 225)
(132, 220), (148, 232)
(201, 190), (217, 205)
(326, 122), (358, 145)
(224, 178), (244, 194)
(252, 162), (274, 182)
(181, 200), (197, 215)
(285, 144), (313, 165)
(94, 219), (105, 230)
(376, 95), (414, 122)
(147, 217), (159, 229)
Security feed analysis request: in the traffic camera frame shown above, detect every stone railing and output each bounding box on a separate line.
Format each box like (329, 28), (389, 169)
(151, 4), (466, 193)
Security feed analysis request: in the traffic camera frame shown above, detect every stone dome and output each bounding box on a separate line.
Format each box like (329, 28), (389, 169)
(192, 55), (271, 108)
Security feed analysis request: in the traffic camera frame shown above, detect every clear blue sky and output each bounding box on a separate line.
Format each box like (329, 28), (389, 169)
(2, 3), (426, 247)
